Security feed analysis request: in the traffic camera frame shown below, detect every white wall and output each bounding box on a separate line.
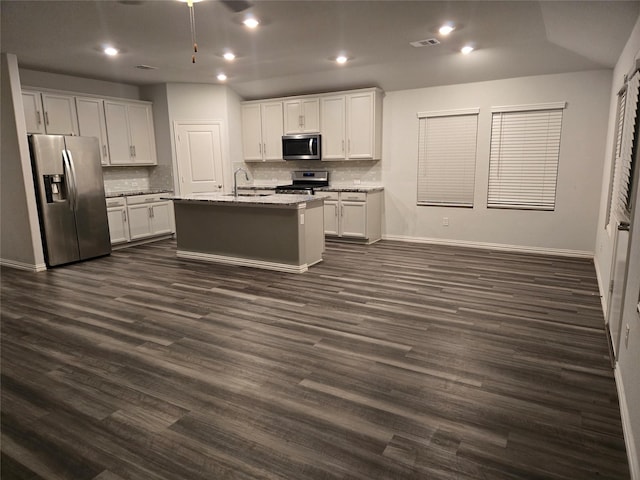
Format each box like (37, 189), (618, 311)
(594, 15), (640, 478)
(1, 55), (46, 270)
(145, 83), (242, 195)
(381, 70), (612, 256)
(19, 68), (140, 100)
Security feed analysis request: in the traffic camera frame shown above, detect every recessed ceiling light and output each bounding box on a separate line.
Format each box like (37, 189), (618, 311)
(336, 55), (348, 64)
(243, 17), (259, 28)
(176, 0), (203, 3)
(223, 52), (236, 61)
(439, 24), (454, 35)
(217, 73), (228, 81)
(461, 45), (474, 55)
(104, 46), (119, 56)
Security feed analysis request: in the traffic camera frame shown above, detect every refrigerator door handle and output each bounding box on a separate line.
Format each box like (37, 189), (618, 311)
(63, 149), (78, 212)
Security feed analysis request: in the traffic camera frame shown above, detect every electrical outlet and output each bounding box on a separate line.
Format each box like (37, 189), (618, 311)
(442, 217), (449, 226)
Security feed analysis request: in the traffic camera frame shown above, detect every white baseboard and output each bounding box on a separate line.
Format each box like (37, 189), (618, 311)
(382, 234), (594, 258)
(176, 249), (310, 274)
(593, 256), (608, 318)
(0, 258), (47, 272)
(615, 367), (639, 479)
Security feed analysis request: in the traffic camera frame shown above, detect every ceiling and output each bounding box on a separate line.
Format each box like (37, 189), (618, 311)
(2, 1), (638, 100)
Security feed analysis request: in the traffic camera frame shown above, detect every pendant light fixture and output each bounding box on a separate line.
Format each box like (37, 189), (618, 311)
(178, 0), (203, 63)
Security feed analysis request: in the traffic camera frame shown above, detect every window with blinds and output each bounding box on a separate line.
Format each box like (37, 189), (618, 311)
(605, 86), (629, 226)
(417, 109), (479, 207)
(487, 103), (566, 210)
(608, 71), (639, 226)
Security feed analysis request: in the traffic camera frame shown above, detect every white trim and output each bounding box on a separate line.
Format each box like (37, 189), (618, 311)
(0, 258), (47, 272)
(417, 107), (480, 118)
(491, 102), (566, 113)
(176, 249), (311, 273)
(382, 234), (593, 258)
(593, 255), (608, 317)
(615, 366), (639, 480)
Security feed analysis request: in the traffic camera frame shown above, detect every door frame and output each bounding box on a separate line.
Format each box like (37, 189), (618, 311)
(172, 120), (229, 196)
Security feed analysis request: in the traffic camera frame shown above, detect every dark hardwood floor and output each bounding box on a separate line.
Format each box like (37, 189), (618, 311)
(1, 239), (629, 479)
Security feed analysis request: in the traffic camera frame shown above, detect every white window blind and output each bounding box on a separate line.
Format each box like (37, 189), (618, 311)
(417, 110), (478, 207)
(488, 104), (565, 210)
(605, 86), (628, 226)
(609, 71), (639, 225)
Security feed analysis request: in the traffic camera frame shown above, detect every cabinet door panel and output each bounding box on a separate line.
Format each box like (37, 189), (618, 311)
(320, 96), (346, 160)
(22, 91), (46, 134)
(150, 202), (173, 235)
(241, 104), (263, 161)
(127, 204), (153, 240)
(340, 201), (367, 238)
(323, 200), (339, 236)
(261, 102), (284, 161)
(104, 102), (132, 165)
(346, 92), (374, 159)
(76, 97), (110, 165)
(107, 207), (129, 244)
(41, 93), (79, 135)
(128, 104), (156, 164)
(283, 101), (302, 134)
(301, 98), (320, 133)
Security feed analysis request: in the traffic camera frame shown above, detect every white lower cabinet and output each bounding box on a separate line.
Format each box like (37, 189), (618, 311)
(106, 198), (129, 244)
(322, 190), (383, 244)
(106, 194), (174, 246)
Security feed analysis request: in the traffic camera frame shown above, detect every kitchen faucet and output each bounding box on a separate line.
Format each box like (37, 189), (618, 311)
(233, 167), (249, 197)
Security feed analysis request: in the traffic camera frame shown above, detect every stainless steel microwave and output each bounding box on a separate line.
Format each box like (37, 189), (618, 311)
(282, 134), (321, 160)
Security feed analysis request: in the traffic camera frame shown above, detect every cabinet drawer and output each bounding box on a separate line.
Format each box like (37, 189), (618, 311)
(340, 192), (367, 202)
(106, 197), (126, 208)
(126, 193), (167, 205)
(318, 191), (340, 201)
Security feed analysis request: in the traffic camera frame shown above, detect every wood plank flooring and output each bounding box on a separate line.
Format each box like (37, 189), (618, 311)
(1, 239), (629, 479)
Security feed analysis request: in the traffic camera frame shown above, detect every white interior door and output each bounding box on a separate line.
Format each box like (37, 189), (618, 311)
(607, 222), (631, 360)
(175, 122), (225, 195)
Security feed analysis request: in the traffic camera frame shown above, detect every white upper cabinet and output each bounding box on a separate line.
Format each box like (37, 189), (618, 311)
(76, 97), (110, 165)
(283, 97), (320, 134)
(104, 100), (157, 165)
(320, 95), (347, 160)
(321, 88), (383, 161)
(22, 90), (78, 135)
(242, 101), (284, 162)
(41, 93), (79, 135)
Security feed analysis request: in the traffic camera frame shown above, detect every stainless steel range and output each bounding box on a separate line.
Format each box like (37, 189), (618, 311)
(275, 170), (329, 195)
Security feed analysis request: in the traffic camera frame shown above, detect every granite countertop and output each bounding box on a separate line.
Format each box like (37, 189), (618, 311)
(238, 185), (384, 193)
(317, 186), (384, 193)
(106, 189), (173, 198)
(165, 192), (322, 208)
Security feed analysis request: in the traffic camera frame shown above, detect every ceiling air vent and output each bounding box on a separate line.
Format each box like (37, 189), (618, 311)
(135, 64), (158, 70)
(410, 38), (440, 48)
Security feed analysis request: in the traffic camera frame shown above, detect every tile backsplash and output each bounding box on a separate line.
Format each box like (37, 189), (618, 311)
(103, 166), (174, 194)
(235, 160), (382, 186)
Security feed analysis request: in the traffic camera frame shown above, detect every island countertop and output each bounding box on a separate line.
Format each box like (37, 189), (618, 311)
(164, 192), (323, 208)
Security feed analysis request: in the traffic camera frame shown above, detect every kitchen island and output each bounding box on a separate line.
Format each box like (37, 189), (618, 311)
(166, 193), (325, 273)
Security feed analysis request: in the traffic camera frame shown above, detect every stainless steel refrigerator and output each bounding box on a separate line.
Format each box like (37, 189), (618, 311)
(29, 134), (111, 267)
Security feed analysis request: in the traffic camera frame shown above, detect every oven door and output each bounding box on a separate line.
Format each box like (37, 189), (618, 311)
(282, 134), (321, 160)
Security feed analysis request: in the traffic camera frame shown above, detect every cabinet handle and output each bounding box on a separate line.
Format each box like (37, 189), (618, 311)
(341, 140), (345, 153)
(36, 111), (42, 125)
(348, 139), (351, 154)
(299, 115), (304, 127)
(132, 145), (136, 157)
(44, 111), (50, 126)
(263, 143), (266, 155)
(122, 210), (127, 222)
(341, 205), (344, 217)
(103, 145), (107, 157)
(258, 143), (262, 154)
(129, 146), (133, 157)
(334, 204), (338, 217)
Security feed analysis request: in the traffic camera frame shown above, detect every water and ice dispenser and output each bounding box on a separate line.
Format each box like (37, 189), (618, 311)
(43, 174), (67, 203)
